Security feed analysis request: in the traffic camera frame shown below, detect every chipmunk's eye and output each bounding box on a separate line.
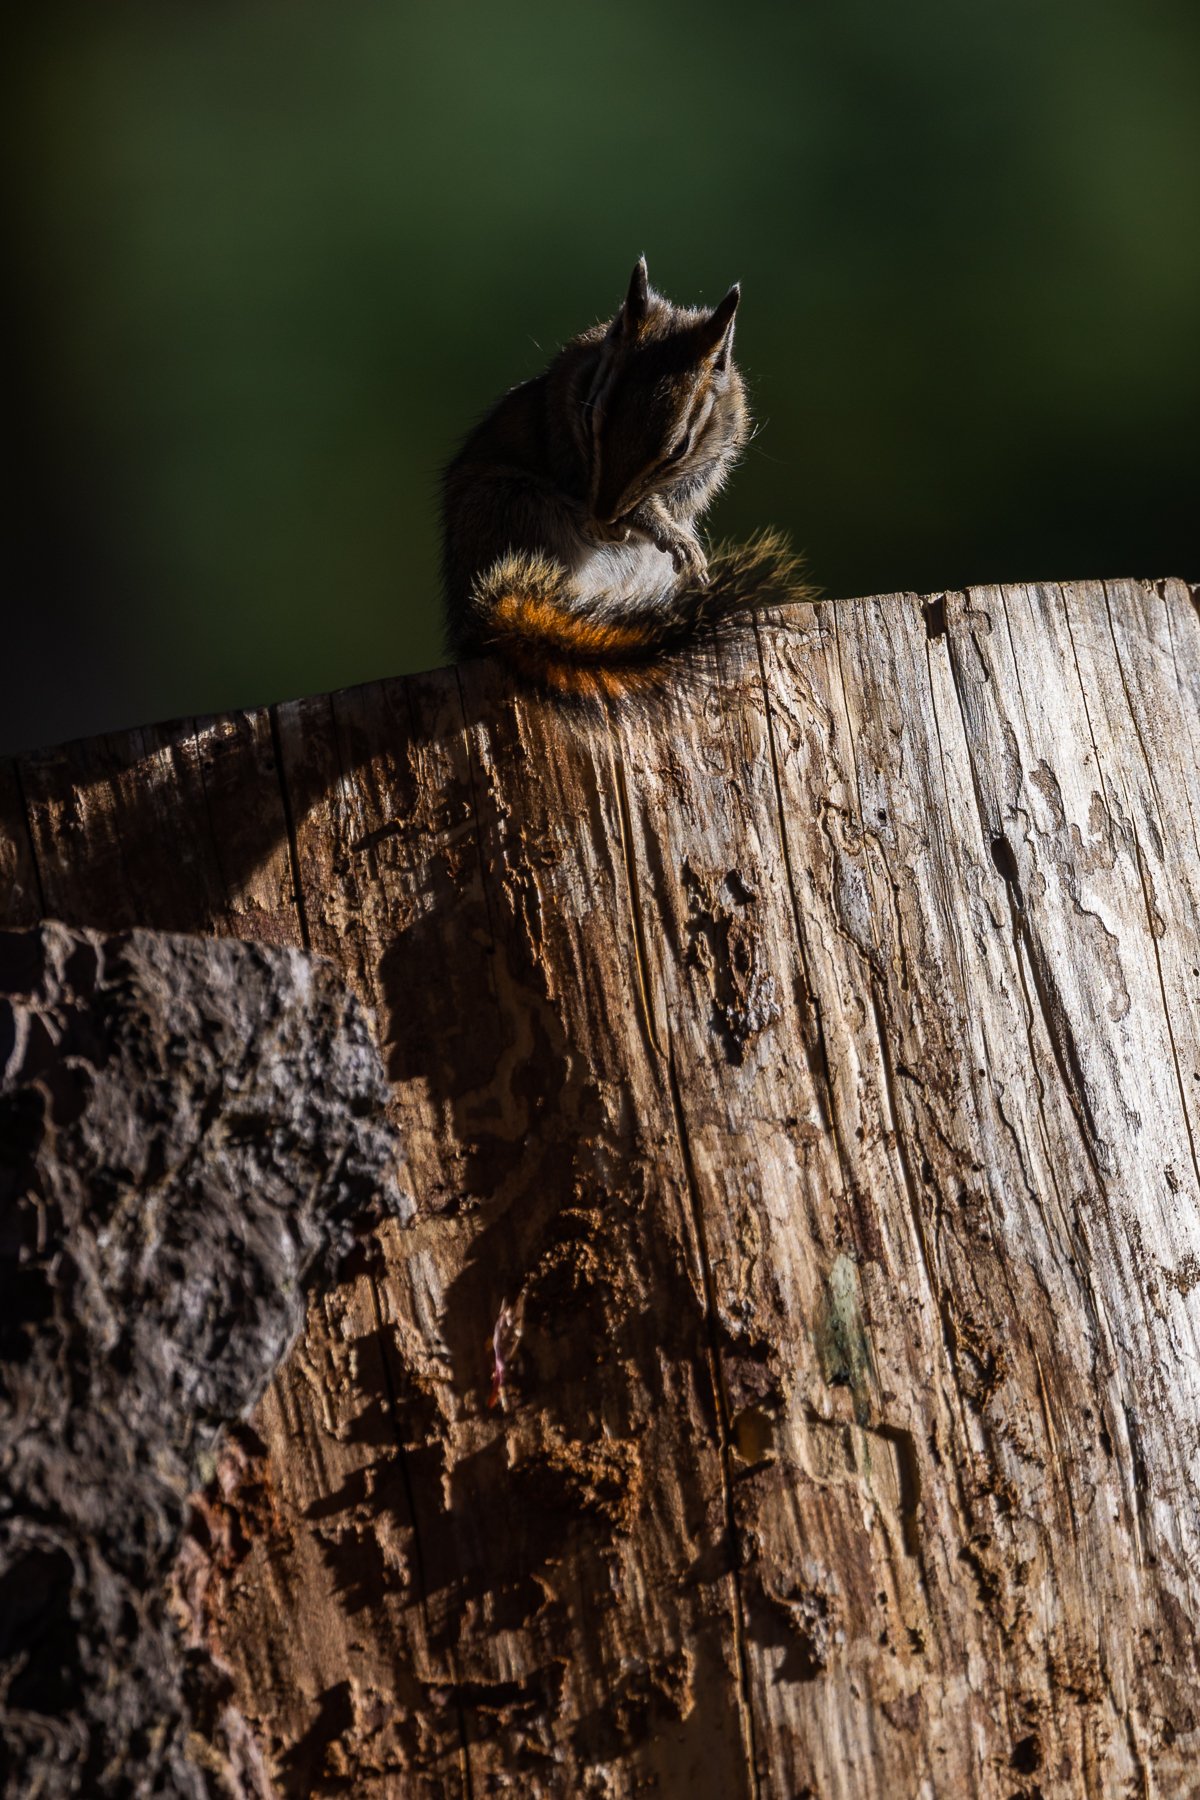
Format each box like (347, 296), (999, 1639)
(666, 434), (691, 464)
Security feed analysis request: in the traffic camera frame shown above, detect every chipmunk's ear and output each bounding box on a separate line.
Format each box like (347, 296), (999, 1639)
(609, 255), (650, 341)
(697, 282), (740, 370)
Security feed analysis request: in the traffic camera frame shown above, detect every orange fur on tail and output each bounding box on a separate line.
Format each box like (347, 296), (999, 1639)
(469, 533), (812, 698)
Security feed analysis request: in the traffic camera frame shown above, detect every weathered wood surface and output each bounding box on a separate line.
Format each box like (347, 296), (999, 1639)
(1, 577), (1199, 1797)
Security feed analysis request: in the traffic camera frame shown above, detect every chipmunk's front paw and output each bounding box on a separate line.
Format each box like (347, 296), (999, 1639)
(671, 537), (709, 586)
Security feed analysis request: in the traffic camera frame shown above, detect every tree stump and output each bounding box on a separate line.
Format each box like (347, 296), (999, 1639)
(2, 577), (1199, 1797)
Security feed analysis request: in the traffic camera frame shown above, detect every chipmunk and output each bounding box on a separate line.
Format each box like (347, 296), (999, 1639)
(441, 257), (807, 697)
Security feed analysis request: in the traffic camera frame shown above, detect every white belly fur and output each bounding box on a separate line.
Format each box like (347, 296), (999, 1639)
(566, 533), (679, 612)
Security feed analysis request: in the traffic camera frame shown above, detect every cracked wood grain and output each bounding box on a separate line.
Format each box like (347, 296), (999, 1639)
(1, 577), (1198, 1798)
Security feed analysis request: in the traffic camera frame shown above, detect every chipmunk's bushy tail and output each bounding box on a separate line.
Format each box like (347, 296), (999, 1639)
(466, 531), (813, 698)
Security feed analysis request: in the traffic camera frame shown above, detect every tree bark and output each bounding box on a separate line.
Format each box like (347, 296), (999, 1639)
(1, 577), (1199, 1797)
(0, 923), (399, 1798)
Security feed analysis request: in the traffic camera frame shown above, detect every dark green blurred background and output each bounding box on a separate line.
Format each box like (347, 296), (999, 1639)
(7, 1), (1199, 754)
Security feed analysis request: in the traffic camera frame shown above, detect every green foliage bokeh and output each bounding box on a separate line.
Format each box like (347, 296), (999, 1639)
(8, 1), (1199, 751)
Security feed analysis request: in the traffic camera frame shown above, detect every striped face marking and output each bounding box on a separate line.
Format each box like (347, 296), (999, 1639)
(579, 263), (743, 528)
(585, 350), (733, 524)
